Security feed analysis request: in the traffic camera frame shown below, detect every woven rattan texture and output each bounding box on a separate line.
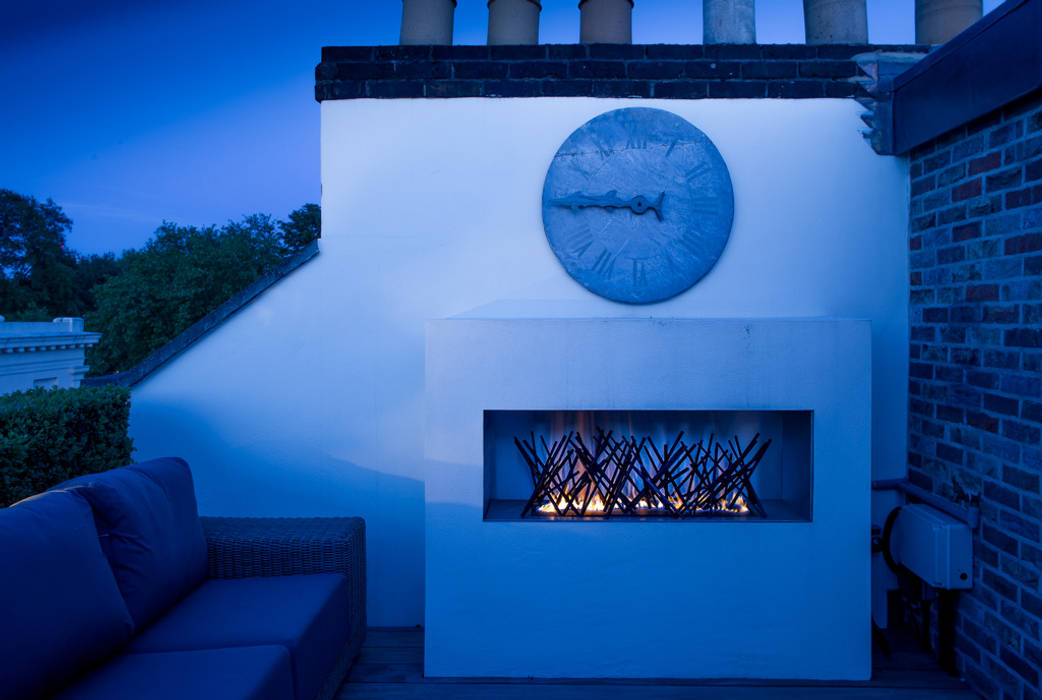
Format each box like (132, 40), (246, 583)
(200, 515), (367, 695)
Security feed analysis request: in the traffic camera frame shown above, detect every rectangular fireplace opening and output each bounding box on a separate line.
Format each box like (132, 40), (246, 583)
(484, 410), (812, 522)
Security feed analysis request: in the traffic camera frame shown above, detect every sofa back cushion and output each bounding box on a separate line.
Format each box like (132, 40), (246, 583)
(0, 489), (136, 698)
(63, 458), (208, 628)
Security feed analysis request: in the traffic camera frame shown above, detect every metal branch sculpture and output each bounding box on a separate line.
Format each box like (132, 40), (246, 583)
(515, 428), (770, 519)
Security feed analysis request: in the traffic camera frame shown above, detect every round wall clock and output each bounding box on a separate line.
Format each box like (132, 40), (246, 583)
(541, 107), (734, 304)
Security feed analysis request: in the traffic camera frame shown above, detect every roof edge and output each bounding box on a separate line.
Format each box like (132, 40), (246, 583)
(84, 240), (320, 388)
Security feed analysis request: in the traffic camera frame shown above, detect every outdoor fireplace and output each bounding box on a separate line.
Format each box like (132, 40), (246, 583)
(484, 409), (812, 521)
(425, 316), (871, 679)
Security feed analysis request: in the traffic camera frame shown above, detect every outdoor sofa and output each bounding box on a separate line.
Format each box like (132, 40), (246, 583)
(0, 457), (365, 699)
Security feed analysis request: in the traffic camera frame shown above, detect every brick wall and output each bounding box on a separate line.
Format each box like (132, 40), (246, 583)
(908, 87), (1042, 700)
(314, 43), (925, 101)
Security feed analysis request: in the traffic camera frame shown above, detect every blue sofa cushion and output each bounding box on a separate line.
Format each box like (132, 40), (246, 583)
(61, 458), (208, 628)
(129, 574), (350, 700)
(53, 646), (294, 700)
(0, 490), (135, 699)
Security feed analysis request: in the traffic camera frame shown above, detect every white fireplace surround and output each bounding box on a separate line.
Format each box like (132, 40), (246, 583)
(425, 314), (871, 679)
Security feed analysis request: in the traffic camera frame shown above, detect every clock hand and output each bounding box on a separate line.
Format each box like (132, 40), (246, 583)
(550, 191), (665, 221)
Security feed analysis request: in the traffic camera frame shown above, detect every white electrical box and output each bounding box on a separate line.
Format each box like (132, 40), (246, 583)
(891, 504), (973, 589)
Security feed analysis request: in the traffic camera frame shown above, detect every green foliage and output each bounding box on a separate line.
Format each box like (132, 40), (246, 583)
(85, 213), (290, 375)
(279, 202), (321, 253)
(0, 189), (77, 318)
(0, 190), (320, 375)
(0, 385), (134, 506)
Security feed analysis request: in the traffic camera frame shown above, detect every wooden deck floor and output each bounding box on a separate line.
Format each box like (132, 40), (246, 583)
(337, 627), (977, 699)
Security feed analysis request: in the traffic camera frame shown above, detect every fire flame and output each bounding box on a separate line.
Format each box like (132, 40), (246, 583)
(536, 494), (749, 516)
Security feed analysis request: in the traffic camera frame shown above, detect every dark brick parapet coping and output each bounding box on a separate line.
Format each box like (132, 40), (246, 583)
(315, 43), (929, 102)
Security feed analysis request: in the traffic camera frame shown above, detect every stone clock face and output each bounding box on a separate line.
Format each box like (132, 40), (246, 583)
(542, 107), (734, 304)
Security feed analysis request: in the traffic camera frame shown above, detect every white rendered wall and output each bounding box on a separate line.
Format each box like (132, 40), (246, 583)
(426, 318), (871, 678)
(128, 97), (909, 626)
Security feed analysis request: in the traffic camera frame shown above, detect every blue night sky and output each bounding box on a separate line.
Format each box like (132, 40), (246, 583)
(1, 0), (1002, 255)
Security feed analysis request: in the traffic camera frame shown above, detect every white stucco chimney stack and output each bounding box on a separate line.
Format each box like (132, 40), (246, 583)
(703, 0), (756, 44)
(579, 0), (633, 44)
(915, 0), (982, 44)
(803, 0), (868, 43)
(400, 0), (457, 45)
(488, 0), (541, 45)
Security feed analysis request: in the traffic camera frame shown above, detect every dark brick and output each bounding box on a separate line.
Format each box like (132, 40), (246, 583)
(374, 45), (431, 61)
(1001, 509), (1040, 541)
(823, 82), (858, 98)
(981, 304), (1019, 323)
(952, 305), (979, 323)
(683, 61), (740, 78)
(938, 245), (966, 264)
(423, 80), (482, 98)
(626, 61), (684, 79)
(953, 222), (982, 241)
(644, 45), (701, 60)
(911, 212), (936, 232)
(953, 134), (985, 160)
(546, 44), (587, 59)
(1002, 279), (1042, 302)
(989, 121), (1022, 148)
(969, 151), (1003, 175)
(489, 45), (546, 60)
(651, 81), (708, 98)
(482, 80), (541, 97)
(922, 307), (948, 323)
(1006, 328), (1042, 347)
(568, 60), (626, 79)
(740, 61), (796, 79)
(321, 46), (374, 62)
(982, 567), (1019, 601)
(703, 44), (762, 60)
(938, 163), (966, 186)
(982, 433), (1021, 461)
(966, 284), (999, 302)
(968, 410), (1000, 433)
(953, 178), (983, 201)
(967, 369), (998, 388)
(911, 176), (936, 197)
(588, 43), (644, 59)
(937, 204), (967, 224)
(1023, 400), (1042, 424)
(986, 167), (1024, 192)
(911, 325), (936, 341)
(1001, 374), (1041, 397)
(394, 61), (451, 79)
(1003, 418), (1040, 443)
(984, 522), (1019, 555)
(968, 195), (1003, 217)
(924, 150), (953, 174)
(797, 60), (855, 78)
(432, 45), (490, 60)
(335, 61), (394, 80)
(984, 349), (1019, 369)
(983, 392), (1019, 416)
(1004, 185), (1037, 208)
(1005, 233), (1042, 255)
(589, 80), (651, 98)
(936, 365), (964, 383)
(937, 442), (964, 464)
(708, 81), (767, 98)
(539, 79), (595, 96)
(507, 61), (568, 79)
(766, 80), (824, 98)
(453, 61), (508, 79)
(1001, 598), (1041, 637)
(760, 44), (817, 59)
(1004, 464), (1040, 492)
(366, 80), (424, 97)
(1026, 157), (1042, 182)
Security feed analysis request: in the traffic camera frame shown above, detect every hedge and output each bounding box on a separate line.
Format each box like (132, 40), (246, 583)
(0, 385), (134, 506)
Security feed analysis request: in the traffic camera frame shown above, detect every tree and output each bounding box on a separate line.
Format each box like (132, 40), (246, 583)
(0, 189), (77, 319)
(278, 202), (320, 253)
(85, 213), (292, 375)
